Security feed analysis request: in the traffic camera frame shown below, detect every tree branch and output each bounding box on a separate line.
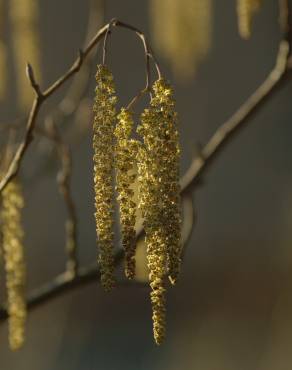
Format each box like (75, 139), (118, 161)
(44, 119), (78, 277)
(180, 40), (291, 194)
(0, 19), (159, 194)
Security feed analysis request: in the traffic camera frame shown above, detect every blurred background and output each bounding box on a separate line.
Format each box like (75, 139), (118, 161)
(1, 0), (292, 369)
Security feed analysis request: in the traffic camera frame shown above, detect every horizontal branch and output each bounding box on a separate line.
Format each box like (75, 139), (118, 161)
(0, 251), (124, 321)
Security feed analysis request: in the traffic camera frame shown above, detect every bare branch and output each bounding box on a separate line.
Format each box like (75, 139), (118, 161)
(44, 119), (78, 277)
(180, 40), (290, 194)
(0, 250), (125, 321)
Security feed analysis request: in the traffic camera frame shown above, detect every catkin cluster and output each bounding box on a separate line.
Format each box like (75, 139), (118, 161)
(1, 180), (26, 351)
(93, 64), (117, 292)
(92, 64), (182, 345)
(137, 78), (182, 344)
(114, 108), (138, 279)
(237, 0), (262, 39)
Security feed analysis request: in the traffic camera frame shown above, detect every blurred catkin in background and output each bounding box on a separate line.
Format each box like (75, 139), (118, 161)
(237, 0), (262, 39)
(149, 0), (212, 80)
(10, 0), (41, 111)
(1, 179), (26, 351)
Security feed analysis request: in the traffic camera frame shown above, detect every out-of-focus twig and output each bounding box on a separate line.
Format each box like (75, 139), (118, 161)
(181, 194), (195, 252)
(44, 119), (78, 278)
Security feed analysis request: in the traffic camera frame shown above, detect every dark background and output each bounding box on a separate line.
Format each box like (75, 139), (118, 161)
(1, 1), (292, 369)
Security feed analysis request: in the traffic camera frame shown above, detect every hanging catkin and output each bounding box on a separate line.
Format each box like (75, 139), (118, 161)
(1, 179), (26, 351)
(114, 108), (138, 279)
(137, 78), (182, 345)
(93, 64), (117, 291)
(237, 0), (262, 39)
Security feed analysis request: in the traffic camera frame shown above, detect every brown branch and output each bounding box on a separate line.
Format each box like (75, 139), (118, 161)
(0, 195), (195, 319)
(180, 40), (291, 194)
(0, 250), (125, 321)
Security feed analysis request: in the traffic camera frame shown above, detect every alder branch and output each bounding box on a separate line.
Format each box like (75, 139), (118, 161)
(180, 40), (291, 194)
(0, 252), (124, 321)
(1, 0), (292, 321)
(0, 19), (160, 194)
(0, 195), (195, 319)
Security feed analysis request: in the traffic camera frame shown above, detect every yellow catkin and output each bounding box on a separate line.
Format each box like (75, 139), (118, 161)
(114, 108), (138, 279)
(1, 180), (26, 351)
(149, 0), (212, 80)
(237, 0), (262, 39)
(137, 79), (182, 345)
(9, 0), (41, 111)
(93, 64), (117, 291)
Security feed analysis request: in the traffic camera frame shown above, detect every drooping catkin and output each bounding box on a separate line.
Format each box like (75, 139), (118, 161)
(93, 64), (117, 291)
(137, 78), (182, 345)
(114, 108), (138, 279)
(237, 0), (262, 39)
(151, 80), (182, 286)
(1, 180), (26, 351)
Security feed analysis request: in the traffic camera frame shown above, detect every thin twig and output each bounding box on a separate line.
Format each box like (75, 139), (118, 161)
(180, 41), (290, 194)
(44, 119), (78, 277)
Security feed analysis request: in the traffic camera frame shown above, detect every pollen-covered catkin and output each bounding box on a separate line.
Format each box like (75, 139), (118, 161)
(114, 108), (138, 279)
(1, 180), (26, 351)
(237, 0), (262, 39)
(151, 79), (182, 286)
(137, 78), (182, 345)
(93, 64), (117, 291)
